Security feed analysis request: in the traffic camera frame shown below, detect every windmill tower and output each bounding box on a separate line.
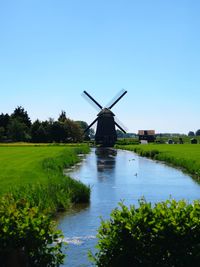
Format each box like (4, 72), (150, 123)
(82, 90), (127, 147)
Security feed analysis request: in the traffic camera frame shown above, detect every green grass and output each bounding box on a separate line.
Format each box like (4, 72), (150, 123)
(0, 144), (90, 213)
(0, 144), (86, 193)
(116, 144), (200, 179)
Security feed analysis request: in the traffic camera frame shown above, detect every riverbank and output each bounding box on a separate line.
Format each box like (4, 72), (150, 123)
(0, 143), (90, 266)
(0, 143), (90, 212)
(116, 144), (200, 180)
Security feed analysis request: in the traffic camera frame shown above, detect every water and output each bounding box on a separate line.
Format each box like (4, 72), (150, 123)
(59, 148), (200, 266)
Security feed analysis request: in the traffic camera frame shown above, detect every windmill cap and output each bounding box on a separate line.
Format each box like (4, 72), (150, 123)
(97, 108), (115, 117)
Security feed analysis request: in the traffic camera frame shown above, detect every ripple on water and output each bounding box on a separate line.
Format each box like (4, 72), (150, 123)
(63, 235), (96, 246)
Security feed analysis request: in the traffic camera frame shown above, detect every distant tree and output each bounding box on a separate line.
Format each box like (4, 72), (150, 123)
(76, 121), (91, 140)
(76, 121), (88, 131)
(7, 119), (30, 141)
(49, 121), (66, 142)
(196, 129), (200, 136)
(0, 113), (10, 140)
(58, 111), (67, 123)
(76, 121), (96, 140)
(188, 131), (195, 136)
(31, 119), (41, 134)
(11, 106), (31, 128)
(89, 128), (95, 138)
(63, 119), (83, 142)
(0, 113), (10, 129)
(0, 127), (5, 141)
(31, 120), (47, 142)
(35, 125), (48, 143)
(116, 130), (124, 138)
(42, 118), (54, 142)
(0, 107), (86, 143)
(179, 137), (184, 144)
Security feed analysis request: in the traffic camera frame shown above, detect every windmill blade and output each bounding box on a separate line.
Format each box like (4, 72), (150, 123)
(84, 117), (98, 133)
(107, 89), (127, 110)
(115, 121), (126, 134)
(114, 116), (128, 134)
(82, 91), (103, 111)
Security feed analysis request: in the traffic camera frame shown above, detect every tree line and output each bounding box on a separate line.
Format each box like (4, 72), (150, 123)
(188, 130), (200, 137)
(0, 106), (93, 143)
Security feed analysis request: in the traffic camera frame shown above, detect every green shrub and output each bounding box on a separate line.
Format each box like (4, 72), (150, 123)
(91, 199), (200, 267)
(0, 195), (64, 267)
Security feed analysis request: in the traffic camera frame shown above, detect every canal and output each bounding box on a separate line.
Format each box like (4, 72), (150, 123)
(59, 148), (200, 267)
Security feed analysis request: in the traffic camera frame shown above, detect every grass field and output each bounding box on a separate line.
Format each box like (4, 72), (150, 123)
(116, 144), (200, 179)
(0, 144), (87, 193)
(0, 143), (90, 212)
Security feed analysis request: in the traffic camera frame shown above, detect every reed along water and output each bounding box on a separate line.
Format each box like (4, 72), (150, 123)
(59, 148), (200, 267)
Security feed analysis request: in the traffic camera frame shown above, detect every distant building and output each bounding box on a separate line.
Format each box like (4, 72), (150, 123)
(138, 130), (155, 143)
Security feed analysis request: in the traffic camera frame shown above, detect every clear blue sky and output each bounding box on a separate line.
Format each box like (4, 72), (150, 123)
(0, 0), (200, 134)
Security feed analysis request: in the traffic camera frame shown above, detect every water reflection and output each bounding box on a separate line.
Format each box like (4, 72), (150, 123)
(95, 147), (117, 173)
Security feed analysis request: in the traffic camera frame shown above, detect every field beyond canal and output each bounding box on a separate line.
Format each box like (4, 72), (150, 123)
(0, 143), (90, 212)
(116, 144), (200, 179)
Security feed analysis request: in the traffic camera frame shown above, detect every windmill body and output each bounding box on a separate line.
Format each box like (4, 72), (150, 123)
(95, 108), (117, 147)
(82, 90), (127, 147)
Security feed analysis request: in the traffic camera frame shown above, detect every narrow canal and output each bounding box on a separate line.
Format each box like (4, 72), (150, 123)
(59, 148), (200, 267)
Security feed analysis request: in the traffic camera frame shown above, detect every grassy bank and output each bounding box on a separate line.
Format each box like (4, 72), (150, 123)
(0, 143), (90, 265)
(116, 144), (200, 179)
(0, 144), (90, 213)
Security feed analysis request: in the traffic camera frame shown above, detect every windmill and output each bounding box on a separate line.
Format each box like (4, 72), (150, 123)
(82, 89), (127, 147)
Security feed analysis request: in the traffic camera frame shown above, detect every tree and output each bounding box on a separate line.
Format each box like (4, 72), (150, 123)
(116, 130), (124, 138)
(76, 121), (91, 140)
(63, 119), (83, 142)
(0, 113), (10, 129)
(58, 111), (67, 123)
(11, 106), (31, 128)
(0, 127), (5, 141)
(0, 107), (86, 143)
(31, 120), (48, 143)
(76, 121), (96, 140)
(196, 129), (200, 136)
(89, 128), (95, 139)
(188, 131), (195, 136)
(7, 119), (30, 141)
(49, 121), (66, 142)
(35, 125), (48, 143)
(0, 113), (10, 140)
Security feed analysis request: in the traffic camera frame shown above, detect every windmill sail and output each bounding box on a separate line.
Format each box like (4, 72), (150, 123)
(82, 90), (127, 147)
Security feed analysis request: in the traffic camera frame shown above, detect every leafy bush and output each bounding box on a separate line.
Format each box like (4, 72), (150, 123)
(0, 195), (64, 267)
(91, 199), (200, 267)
